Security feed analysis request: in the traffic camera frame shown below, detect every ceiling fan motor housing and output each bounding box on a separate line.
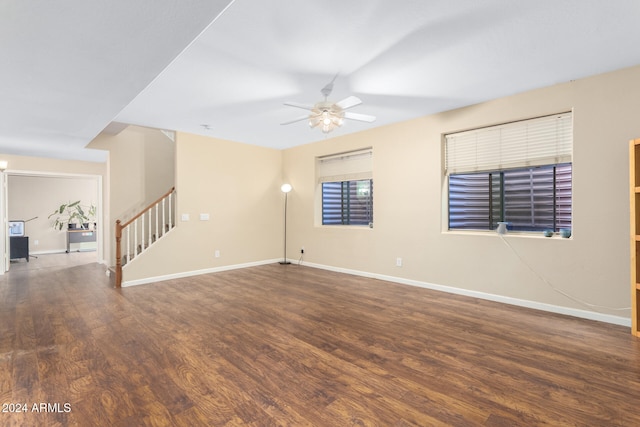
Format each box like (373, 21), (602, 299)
(282, 89), (374, 132)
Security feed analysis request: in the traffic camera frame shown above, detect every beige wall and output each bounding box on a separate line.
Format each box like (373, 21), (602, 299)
(122, 132), (283, 282)
(90, 125), (175, 265)
(8, 175), (98, 254)
(91, 125), (175, 220)
(144, 129), (176, 206)
(282, 65), (640, 321)
(115, 64), (639, 323)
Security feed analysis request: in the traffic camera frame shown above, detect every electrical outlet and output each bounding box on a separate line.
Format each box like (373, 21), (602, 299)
(396, 257), (403, 267)
(215, 250), (220, 258)
(34, 240), (39, 246)
(300, 247), (305, 254)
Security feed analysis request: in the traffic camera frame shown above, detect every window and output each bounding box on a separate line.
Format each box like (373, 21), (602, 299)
(317, 148), (373, 227)
(322, 179), (373, 225)
(449, 164), (571, 231)
(445, 113), (572, 232)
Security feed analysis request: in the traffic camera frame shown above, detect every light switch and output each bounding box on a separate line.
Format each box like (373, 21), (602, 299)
(200, 213), (210, 221)
(181, 213), (190, 222)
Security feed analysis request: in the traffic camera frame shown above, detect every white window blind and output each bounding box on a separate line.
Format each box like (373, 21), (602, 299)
(445, 112), (572, 175)
(317, 148), (373, 183)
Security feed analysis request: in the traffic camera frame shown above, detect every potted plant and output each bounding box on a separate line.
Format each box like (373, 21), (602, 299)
(48, 201), (96, 230)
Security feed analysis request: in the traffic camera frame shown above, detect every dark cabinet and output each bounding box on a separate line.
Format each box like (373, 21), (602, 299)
(10, 236), (29, 262)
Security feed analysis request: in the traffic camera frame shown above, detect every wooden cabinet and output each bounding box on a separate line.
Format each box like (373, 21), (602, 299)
(630, 139), (640, 336)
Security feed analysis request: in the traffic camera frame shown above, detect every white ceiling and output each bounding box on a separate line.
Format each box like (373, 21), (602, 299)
(3, 0), (640, 162)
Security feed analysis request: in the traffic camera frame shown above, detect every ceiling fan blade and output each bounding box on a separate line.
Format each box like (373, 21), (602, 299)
(283, 102), (314, 111)
(281, 115), (310, 126)
(335, 96), (362, 110)
(344, 111), (376, 123)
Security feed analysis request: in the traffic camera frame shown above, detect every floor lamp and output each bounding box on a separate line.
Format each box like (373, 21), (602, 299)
(279, 183), (292, 265)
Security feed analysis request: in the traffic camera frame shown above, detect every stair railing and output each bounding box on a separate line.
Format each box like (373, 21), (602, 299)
(115, 187), (176, 287)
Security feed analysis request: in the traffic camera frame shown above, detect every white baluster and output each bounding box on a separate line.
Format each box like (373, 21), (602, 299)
(155, 203), (159, 242)
(143, 213), (146, 253)
(162, 198), (166, 237)
(122, 189), (176, 269)
(169, 192), (173, 229)
(134, 219), (138, 257)
(126, 226), (131, 263)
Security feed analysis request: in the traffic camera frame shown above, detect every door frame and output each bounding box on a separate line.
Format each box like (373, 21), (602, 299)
(1, 169), (104, 272)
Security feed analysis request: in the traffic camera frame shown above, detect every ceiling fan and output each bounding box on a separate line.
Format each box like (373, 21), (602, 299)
(281, 81), (376, 133)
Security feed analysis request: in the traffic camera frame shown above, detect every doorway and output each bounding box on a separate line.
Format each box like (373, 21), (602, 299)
(3, 171), (103, 272)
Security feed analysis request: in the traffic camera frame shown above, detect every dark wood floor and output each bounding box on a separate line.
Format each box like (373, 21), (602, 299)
(1, 261), (639, 426)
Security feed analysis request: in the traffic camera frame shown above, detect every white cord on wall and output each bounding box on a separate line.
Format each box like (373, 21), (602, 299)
(498, 234), (631, 312)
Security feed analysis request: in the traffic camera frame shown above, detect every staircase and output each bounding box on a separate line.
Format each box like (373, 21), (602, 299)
(114, 187), (176, 287)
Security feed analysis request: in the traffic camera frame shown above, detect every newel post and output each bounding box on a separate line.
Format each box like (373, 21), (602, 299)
(115, 220), (122, 288)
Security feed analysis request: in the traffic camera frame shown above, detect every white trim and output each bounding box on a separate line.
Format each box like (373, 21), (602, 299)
(30, 249), (71, 255)
(302, 262), (630, 327)
(1, 171), (6, 274)
(121, 258), (280, 287)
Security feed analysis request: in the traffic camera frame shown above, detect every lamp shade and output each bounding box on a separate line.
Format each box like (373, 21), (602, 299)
(281, 183), (292, 193)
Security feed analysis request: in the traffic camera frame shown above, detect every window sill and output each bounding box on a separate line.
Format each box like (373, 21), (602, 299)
(317, 224), (373, 230)
(443, 229), (572, 240)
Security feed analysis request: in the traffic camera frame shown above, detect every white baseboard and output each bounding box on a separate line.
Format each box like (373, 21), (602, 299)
(30, 249), (68, 255)
(30, 249), (98, 255)
(302, 261), (631, 328)
(121, 259), (281, 287)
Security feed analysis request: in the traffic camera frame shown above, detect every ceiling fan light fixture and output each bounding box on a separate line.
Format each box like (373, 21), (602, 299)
(308, 106), (344, 133)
